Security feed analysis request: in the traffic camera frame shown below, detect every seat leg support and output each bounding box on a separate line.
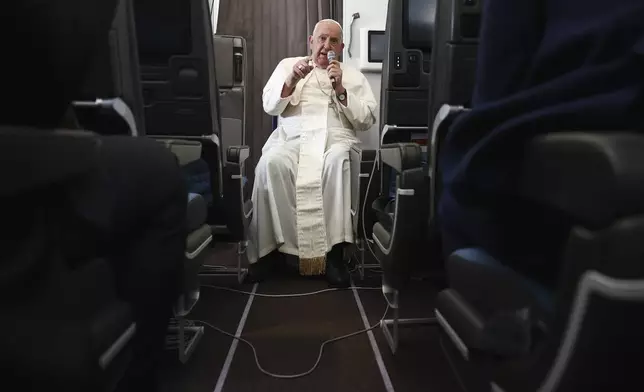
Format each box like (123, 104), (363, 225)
(167, 318), (204, 364)
(355, 239), (381, 280)
(380, 290), (437, 354)
(355, 240), (369, 280)
(198, 240), (248, 284)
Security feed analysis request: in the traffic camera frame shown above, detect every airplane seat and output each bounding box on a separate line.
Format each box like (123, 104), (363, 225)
(133, 0), (250, 283)
(378, 0), (435, 202)
(213, 35), (247, 153)
(73, 0), (145, 137)
(372, 0), (480, 353)
(147, 137), (213, 363)
(212, 34), (252, 248)
(424, 0), (482, 268)
(72, 0), (213, 362)
(378, 0), (436, 209)
(436, 131), (644, 391)
(0, 129), (136, 391)
(370, 141), (434, 353)
(428, 0), (481, 128)
(376, 0), (438, 261)
(353, 148), (380, 278)
(431, 1), (644, 388)
(379, 0), (436, 142)
(372, 143), (425, 290)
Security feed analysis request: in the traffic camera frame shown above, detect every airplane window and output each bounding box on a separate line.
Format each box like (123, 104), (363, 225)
(404, 0), (437, 52)
(368, 31), (386, 63)
(134, 0), (192, 65)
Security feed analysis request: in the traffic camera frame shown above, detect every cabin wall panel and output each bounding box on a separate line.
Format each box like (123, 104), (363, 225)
(342, 0), (388, 149)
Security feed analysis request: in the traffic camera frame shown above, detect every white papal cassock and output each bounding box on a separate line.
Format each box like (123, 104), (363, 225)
(247, 56), (377, 275)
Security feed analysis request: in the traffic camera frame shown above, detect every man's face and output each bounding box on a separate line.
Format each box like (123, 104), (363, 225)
(309, 22), (344, 69)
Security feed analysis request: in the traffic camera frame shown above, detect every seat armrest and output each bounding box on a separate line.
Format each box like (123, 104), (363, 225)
(380, 143), (423, 174)
(372, 221), (392, 254)
(436, 288), (534, 359)
(429, 104), (470, 218)
(350, 144), (362, 156)
(371, 166), (425, 256)
(429, 104), (470, 161)
(371, 196), (395, 232)
(3, 258), (136, 382)
(73, 98), (140, 137)
(226, 145), (250, 164)
(520, 131), (644, 229)
(437, 248), (555, 359)
(447, 248), (554, 317)
(223, 145), (251, 241)
(349, 145), (363, 233)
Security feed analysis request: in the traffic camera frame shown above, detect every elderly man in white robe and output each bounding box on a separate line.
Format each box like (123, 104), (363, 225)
(247, 19), (377, 287)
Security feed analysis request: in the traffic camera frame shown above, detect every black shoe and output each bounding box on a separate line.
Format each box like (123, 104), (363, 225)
(325, 244), (350, 288)
(245, 257), (273, 283)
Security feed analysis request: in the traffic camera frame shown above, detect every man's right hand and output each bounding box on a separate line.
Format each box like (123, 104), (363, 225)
(286, 57), (313, 87)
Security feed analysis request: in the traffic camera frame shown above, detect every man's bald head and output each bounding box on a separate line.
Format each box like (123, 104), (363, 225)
(309, 19), (345, 68)
(313, 19), (343, 40)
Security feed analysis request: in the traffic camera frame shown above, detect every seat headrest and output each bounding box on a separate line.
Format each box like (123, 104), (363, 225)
(2, 0), (119, 128)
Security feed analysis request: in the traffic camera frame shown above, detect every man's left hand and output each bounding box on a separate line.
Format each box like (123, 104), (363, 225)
(327, 60), (344, 93)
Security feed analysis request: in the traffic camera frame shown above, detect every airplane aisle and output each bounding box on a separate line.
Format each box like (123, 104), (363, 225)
(158, 245), (462, 392)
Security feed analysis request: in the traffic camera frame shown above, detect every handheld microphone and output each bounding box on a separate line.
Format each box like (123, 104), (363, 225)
(327, 51), (337, 86)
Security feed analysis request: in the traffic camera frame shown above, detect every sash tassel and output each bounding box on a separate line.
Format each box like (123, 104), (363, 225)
(299, 256), (327, 276)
